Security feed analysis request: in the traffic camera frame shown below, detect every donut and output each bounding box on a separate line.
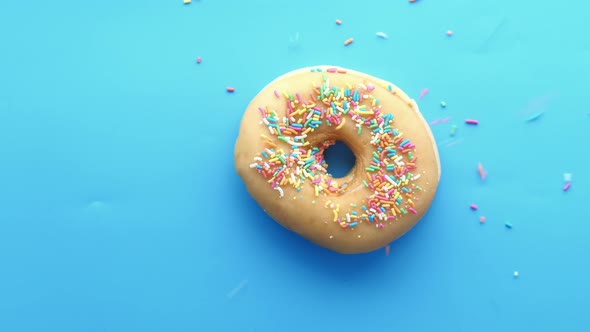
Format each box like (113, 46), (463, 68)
(234, 65), (441, 254)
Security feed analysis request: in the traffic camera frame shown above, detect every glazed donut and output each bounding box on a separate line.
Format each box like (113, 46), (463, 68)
(234, 65), (440, 254)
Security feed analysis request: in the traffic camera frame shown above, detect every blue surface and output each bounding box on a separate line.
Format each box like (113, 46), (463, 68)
(1, 0), (589, 331)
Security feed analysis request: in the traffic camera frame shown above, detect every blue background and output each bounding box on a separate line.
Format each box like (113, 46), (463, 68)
(1, 0), (589, 331)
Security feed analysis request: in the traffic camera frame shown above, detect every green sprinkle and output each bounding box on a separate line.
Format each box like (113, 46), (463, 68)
(450, 125), (457, 137)
(363, 180), (369, 187)
(365, 167), (375, 172)
(322, 73), (327, 81)
(440, 101), (447, 108)
(408, 152), (413, 160)
(416, 186), (422, 191)
(278, 136), (288, 143)
(357, 126), (362, 135)
(278, 156), (286, 164)
(400, 208), (407, 215)
(351, 203), (357, 208)
(372, 151), (380, 159)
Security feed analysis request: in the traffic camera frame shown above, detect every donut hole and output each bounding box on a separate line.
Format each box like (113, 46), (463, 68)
(323, 140), (356, 178)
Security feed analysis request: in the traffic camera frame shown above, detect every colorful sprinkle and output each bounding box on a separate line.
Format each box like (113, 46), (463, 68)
(479, 216), (486, 223)
(563, 182), (571, 191)
(385, 244), (390, 256)
(344, 38), (354, 46)
(505, 221), (513, 229)
(419, 88), (429, 100)
(477, 163), (487, 181)
(440, 101), (447, 108)
(227, 87), (235, 93)
(447, 30), (453, 36)
(465, 119), (479, 125)
(564, 173), (572, 182)
(336, 19), (342, 25)
(196, 56), (202, 64)
(183, 0), (191, 4)
(450, 125), (457, 136)
(513, 271), (519, 278)
(470, 204), (478, 210)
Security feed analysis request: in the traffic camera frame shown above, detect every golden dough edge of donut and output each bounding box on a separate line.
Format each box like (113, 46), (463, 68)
(234, 65), (441, 254)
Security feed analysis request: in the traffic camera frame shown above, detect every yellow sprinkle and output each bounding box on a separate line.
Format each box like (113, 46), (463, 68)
(183, 0), (191, 4)
(315, 186), (319, 196)
(335, 118), (346, 130)
(325, 200), (332, 207)
(282, 91), (289, 99)
(302, 128), (312, 135)
(333, 210), (338, 221)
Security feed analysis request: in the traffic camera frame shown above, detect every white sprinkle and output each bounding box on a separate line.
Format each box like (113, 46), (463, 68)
(346, 213), (351, 222)
(412, 174), (421, 181)
(329, 235), (333, 239)
(249, 163), (258, 168)
(254, 157), (262, 162)
(564, 173), (572, 182)
(513, 271), (519, 278)
(359, 83), (367, 90)
(376, 32), (389, 39)
(275, 186), (284, 198)
(262, 118), (270, 125)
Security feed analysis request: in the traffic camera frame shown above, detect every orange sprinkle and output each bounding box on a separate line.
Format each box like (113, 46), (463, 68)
(336, 19), (342, 25)
(480, 216), (486, 223)
(344, 38), (354, 46)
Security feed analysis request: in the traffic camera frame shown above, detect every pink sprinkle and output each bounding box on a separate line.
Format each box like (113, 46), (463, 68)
(470, 204), (478, 210)
(196, 56), (202, 64)
(258, 107), (266, 116)
(563, 182), (571, 191)
(327, 67), (337, 73)
(465, 119), (479, 125)
(430, 119), (441, 125)
(442, 116), (451, 123)
(419, 88), (429, 100)
(274, 90), (280, 98)
(408, 207), (417, 214)
(367, 84), (375, 91)
(226, 87), (235, 93)
(447, 30), (453, 36)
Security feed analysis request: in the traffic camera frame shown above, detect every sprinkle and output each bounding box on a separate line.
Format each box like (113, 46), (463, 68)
(344, 38), (354, 46)
(419, 88), (429, 100)
(183, 0), (191, 4)
(563, 182), (571, 191)
(465, 119), (479, 125)
(449, 125), (457, 136)
(274, 90), (280, 98)
(470, 204), (478, 210)
(335, 118), (346, 130)
(226, 87), (235, 93)
(477, 163), (487, 181)
(447, 30), (453, 36)
(505, 222), (513, 229)
(479, 216), (486, 223)
(196, 56), (202, 64)
(526, 112), (544, 122)
(275, 186), (284, 198)
(513, 271), (519, 278)
(336, 19), (342, 25)
(385, 244), (390, 256)
(563, 173), (572, 182)
(376, 32), (389, 39)
(440, 101), (447, 108)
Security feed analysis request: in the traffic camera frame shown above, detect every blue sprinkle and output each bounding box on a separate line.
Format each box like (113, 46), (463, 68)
(349, 222), (358, 227)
